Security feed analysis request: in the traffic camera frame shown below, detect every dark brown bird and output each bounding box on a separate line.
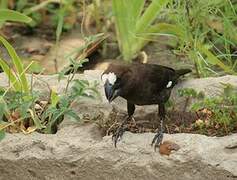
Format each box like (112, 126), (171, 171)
(101, 62), (191, 149)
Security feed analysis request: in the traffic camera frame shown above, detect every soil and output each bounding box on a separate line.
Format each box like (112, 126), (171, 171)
(97, 108), (237, 138)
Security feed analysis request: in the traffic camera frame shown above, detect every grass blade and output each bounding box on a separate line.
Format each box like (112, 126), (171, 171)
(0, 9), (32, 23)
(0, 36), (29, 92)
(197, 43), (237, 75)
(135, 0), (170, 34)
(0, 58), (21, 91)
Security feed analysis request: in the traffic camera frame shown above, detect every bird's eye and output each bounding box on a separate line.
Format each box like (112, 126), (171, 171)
(115, 77), (121, 84)
(113, 77), (122, 88)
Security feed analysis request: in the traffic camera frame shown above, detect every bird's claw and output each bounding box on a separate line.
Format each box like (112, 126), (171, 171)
(112, 125), (126, 147)
(151, 131), (164, 151)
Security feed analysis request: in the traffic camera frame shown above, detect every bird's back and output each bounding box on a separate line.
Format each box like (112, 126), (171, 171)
(120, 63), (176, 105)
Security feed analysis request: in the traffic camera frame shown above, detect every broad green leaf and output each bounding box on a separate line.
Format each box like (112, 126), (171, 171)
(50, 90), (59, 107)
(112, 0), (132, 60)
(135, 0), (170, 34)
(148, 23), (185, 38)
(130, 0), (145, 22)
(44, 109), (65, 134)
(28, 109), (45, 129)
(0, 9), (32, 23)
(112, 0), (170, 61)
(133, 23), (185, 56)
(0, 58), (21, 91)
(66, 110), (80, 121)
(0, 36), (29, 92)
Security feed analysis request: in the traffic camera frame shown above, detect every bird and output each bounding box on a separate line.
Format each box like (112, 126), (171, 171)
(101, 62), (191, 150)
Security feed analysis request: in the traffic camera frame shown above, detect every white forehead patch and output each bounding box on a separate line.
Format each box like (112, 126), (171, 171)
(101, 74), (108, 84)
(166, 81), (172, 88)
(101, 72), (117, 85)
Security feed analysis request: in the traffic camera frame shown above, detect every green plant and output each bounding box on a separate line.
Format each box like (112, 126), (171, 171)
(40, 79), (99, 134)
(16, 0), (77, 30)
(191, 84), (237, 135)
(0, 9), (32, 25)
(0, 37), (99, 139)
(0, 36), (31, 92)
(0, 8), (33, 84)
(41, 59), (100, 134)
(0, 9), (33, 138)
(159, 0), (237, 77)
(112, 0), (170, 62)
(177, 88), (204, 111)
(0, 75), (99, 135)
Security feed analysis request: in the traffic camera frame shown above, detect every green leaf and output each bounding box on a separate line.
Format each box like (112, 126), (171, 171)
(135, 0), (170, 34)
(28, 109), (45, 129)
(56, 7), (65, 43)
(0, 130), (5, 142)
(66, 110), (80, 121)
(50, 90), (59, 107)
(197, 43), (237, 75)
(112, 0), (170, 61)
(0, 36), (29, 92)
(148, 23), (185, 38)
(0, 9), (32, 23)
(0, 58), (21, 91)
(44, 109), (65, 134)
(0, 96), (10, 119)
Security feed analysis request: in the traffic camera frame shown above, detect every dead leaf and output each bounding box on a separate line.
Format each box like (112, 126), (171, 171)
(11, 110), (21, 121)
(206, 19), (223, 33)
(159, 140), (180, 156)
(195, 119), (204, 126)
(22, 126), (37, 134)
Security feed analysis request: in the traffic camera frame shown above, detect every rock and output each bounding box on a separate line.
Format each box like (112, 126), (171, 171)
(0, 72), (237, 179)
(0, 123), (237, 180)
(0, 71), (236, 117)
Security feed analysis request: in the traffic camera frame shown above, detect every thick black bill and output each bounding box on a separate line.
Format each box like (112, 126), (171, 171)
(104, 80), (120, 103)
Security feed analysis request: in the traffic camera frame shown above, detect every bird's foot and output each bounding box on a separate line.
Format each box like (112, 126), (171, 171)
(130, 116), (136, 126)
(112, 116), (133, 147)
(112, 124), (126, 147)
(151, 130), (164, 151)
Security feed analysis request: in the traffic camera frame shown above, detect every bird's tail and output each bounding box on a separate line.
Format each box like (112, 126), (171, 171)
(175, 69), (192, 77)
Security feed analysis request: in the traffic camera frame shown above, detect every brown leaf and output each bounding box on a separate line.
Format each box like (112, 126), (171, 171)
(206, 19), (223, 33)
(11, 110), (21, 121)
(159, 140), (180, 156)
(195, 119), (204, 126)
(22, 126), (37, 134)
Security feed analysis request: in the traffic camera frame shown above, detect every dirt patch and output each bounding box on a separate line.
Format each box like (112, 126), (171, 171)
(97, 109), (237, 138)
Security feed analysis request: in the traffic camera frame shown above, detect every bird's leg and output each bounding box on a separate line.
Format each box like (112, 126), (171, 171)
(151, 104), (165, 151)
(112, 102), (135, 147)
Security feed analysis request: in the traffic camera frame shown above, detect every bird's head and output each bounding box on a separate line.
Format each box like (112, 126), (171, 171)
(101, 63), (130, 103)
(101, 72), (122, 102)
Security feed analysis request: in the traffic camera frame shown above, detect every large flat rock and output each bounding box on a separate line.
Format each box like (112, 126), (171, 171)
(0, 124), (237, 180)
(0, 72), (237, 179)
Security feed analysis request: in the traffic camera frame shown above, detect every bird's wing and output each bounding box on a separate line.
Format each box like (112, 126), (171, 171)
(144, 64), (176, 91)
